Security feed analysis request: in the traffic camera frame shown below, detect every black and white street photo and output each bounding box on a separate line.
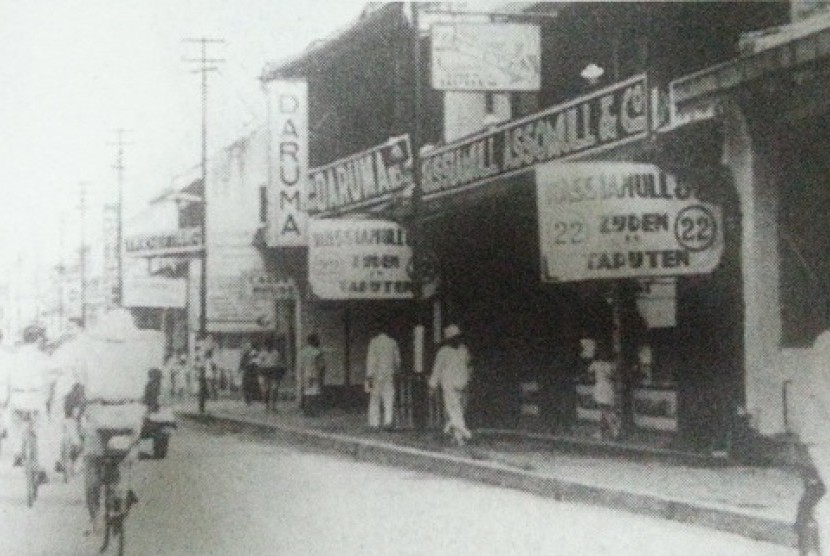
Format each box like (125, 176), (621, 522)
(1, 2), (830, 554)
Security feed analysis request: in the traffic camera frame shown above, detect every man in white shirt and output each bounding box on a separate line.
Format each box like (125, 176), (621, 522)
(365, 324), (401, 430)
(429, 324), (473, 446)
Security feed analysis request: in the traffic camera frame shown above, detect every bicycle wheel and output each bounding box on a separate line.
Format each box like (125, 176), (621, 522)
(25, 425), (37, 508)
(798, 516), (821, 556)
(100, 487), (112, 553)
(60, 437), (71, 483)
(115, 520), (125, 556)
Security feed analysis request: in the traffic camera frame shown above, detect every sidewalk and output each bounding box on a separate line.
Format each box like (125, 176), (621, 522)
(176, 397), (802, 549)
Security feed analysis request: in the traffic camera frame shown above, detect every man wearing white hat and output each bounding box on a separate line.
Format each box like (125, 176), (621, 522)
(429, 324), (473, 446)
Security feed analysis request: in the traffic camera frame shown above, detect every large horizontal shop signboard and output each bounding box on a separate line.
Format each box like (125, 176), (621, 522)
(123, 276), (187, 309)
(308, 219), (417, 300)
(308, 135), (413, 215)
(421, 74), (649, 200)
(431, 23), (541, 91)
(536, 162), (724, 282)
(125, 227), (202, 257)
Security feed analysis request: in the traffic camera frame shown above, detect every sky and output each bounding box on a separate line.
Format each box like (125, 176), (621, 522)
(0, 0), (367, 277)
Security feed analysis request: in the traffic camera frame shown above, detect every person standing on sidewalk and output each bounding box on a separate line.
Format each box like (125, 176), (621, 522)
(429, 324), (473, 446)
(365, 323), (401, 430)
(239, 340), (259, 406)
(256, 337), (284, 412)
(589, 341), (620, 440)
(299, 334), (326, 417)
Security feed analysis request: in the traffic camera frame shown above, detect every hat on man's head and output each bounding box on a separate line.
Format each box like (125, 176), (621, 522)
(443, 324), (461, 339)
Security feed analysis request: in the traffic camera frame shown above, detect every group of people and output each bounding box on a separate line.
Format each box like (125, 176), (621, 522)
(363, 321), (473, 446)
(0, 312), (170, 535)
(239, 337), (288, 411)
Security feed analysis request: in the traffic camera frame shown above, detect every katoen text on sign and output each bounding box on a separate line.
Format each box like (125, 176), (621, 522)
(421, 74), (649, 199)
(536, 162), (724, 282)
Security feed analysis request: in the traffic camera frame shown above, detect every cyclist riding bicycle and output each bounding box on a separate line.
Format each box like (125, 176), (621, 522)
(58, 308), (162, 535)
(7, 325), (54, 485)
(54, 376), (86, 475)
(0, 330), (13, 450)
(81, 396), (144, 535)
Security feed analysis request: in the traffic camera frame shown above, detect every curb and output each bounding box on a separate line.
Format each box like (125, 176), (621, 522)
(179, 411), (796, 549)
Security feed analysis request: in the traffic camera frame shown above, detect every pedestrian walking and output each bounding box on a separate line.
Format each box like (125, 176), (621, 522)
(428, 324), (473, 446)
(365, 323), (401, 430)
(256, 337), (284, 412)
(299, 334), (326, 416)
(239, 340), (259, 405)
(164, 353), (178, 400)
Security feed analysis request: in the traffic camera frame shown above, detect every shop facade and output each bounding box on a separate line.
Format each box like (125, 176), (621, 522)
(258, 2), (790, 450)
(669, 10), (830, 438)
(123, 196), (201, 361)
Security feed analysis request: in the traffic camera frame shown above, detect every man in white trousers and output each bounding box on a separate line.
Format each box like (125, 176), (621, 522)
(429, 324), (473, 446)
(365, 323), (401, 430)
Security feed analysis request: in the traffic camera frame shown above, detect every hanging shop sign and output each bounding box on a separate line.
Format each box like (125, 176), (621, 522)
(206, 247), (276, 333)
(124, 227), (202, 258)
(308, 219), (426, 300)
(421, 74), (649, 199)
(248, 274), (296, 300)
(308, 135), (413, 215)
(431, 23), (541, 91)
(266, 79), (309, 247)
(122, 276), (187, 309)
(536, 162), (724, 282)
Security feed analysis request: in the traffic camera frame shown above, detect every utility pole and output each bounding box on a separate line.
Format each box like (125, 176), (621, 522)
(109, 128), (132, 307)
(183, 36), (224, 413)
(78, 181), (88, 329)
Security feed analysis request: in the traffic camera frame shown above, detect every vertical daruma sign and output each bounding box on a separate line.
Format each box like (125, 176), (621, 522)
(267, 79), (308, 247)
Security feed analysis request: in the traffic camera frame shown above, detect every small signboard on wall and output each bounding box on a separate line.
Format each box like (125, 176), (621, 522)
(536, 162), (724, 283)
(431, 23), (541, 91)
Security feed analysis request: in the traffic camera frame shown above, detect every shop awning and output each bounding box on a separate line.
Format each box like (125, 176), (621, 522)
(670, 16), (830, 122)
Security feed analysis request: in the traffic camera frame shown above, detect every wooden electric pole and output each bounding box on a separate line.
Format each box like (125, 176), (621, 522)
(183, 36), (224, 413)
(109, 128), (132, 307)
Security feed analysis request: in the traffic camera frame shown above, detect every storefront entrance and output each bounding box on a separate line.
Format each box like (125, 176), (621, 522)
(425, 175), (582, 432)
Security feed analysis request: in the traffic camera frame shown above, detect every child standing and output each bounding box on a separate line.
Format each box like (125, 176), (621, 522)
(589, 342), (619, 440)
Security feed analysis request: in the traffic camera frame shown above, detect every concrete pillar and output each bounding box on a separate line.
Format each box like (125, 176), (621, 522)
(720, 99), (783, 434)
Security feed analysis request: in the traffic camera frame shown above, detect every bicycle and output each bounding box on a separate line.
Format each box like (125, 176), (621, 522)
(59, 417), (80, 483)
(94, 427), (138, 555)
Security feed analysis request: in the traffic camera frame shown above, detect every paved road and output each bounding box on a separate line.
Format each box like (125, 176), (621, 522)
(0, 422), (796, 555)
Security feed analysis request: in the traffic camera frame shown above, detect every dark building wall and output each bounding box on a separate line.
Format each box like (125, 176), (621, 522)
(535, 2), (788, 109)
(270, 3), (442, 168)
